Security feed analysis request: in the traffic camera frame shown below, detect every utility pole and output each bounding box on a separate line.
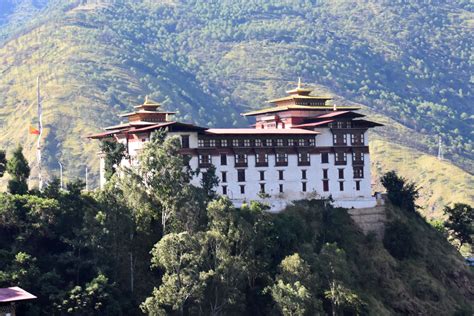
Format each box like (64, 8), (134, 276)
(85, 167), (89, 191)
(37, 76), (43, 190)
(437, 136), (443, 161)
(58, 160), (63, 189)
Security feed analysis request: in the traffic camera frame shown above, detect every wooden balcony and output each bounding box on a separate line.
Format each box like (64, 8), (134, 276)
(298, 161), (311, 166)
(352, 160), (364, 166)
(198, 162), (213, 168)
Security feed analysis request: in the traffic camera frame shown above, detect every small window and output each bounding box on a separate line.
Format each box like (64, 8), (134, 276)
(338, 168), (344, 179)
(238, 169), (246, 182)
(209, 139), (216, 147)
(233, 139), (239, 147)
(353, 152), (364, 162)
(256, 153), (268, 165)
(335, 152), (347, 164)
(339, 181), (344, 191)
(259, 171), (265, 181)
(221, 154), (227, 165)
(276, 153), (288, 165)
(199, 154), (211, 165)
(323, 180), (329, 192)
(279, 184), (284, 193)
(353, 167), (364, 179)
(260, 183), (265, 193)
(240, 185), (245, 194)
(181, 135), (190, 148)
(255, 139), (262, 147)
(235, 154), (248, 166)
(277, 139), (283, 147)
(308, 138), (315, 146)
(198, 139), (204, 147)
(355, 181), (361, 191)
(298, 153), (310, 165)
(265, 139), (273, 147)
(321, 153), (329, 164)
(302, 182), (307, 192)
(301, 170), (307, 180)
(333, 133), (347, 145)
(278, 170), (284, 180)
(298, 139), (305, 146)
(323, 169), (329, 179)
(222, 185), (227, 195)
(287, 139), (294, 146)
(221, 171), (227, 183)
(221, 139), (228, 147)
(244, 139), (251, 147)
(351, 132), (364, 145)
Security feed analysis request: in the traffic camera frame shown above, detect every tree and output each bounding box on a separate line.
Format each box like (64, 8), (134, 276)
(200, 164), (219, 202)
(141, 232), (205, 315)
(444, 203), (473, 249)
(318, 243), (364, 315)
(0, 149), (6, 177)
(267, 253), (320, 316)
(122, 131), (194, 235)
(6, 146), (30, 194)
(100, 139), (126, 181)
(381, 171), (419, 212)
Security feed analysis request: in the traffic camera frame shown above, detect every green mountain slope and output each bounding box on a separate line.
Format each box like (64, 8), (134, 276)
(0, 0), (472, 214)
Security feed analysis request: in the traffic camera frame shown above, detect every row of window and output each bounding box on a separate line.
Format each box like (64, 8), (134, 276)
(328, 121), (352, 129)
(221, 179), (363, 195)
(220, 167), (364, 184)
(199, 152), (364, 167)
(197, 138), (315, 148)
(333, 133), (365, 146)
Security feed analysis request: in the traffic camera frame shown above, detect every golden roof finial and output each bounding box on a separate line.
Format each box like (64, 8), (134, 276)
(145, 95), (149, 104)
(297, 77), (302, 89)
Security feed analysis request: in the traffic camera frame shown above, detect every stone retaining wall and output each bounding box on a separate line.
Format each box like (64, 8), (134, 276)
(348, 206), (386, 239)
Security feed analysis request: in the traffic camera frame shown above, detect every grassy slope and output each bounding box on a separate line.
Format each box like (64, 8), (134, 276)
(0, 1), (472, 217)
(282, 199), (473, 315)
(370, 138), (474, 218)
(364, 203), (474, 314)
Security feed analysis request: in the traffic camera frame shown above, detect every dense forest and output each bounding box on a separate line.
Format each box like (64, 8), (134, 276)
(0, 136), (472, 315)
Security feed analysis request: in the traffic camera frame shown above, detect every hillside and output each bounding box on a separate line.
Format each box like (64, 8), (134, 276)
(0, 0), (472, 213)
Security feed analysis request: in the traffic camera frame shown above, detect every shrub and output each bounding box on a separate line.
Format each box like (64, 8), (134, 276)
(383, 221), (416, 260)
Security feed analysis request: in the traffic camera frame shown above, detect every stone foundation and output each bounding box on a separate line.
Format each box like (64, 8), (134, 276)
(347, 206), (386, 239)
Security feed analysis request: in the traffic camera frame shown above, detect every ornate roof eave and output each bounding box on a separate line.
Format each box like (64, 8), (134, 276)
(241, 105), (362, 116)
(267, 94), (333, 103)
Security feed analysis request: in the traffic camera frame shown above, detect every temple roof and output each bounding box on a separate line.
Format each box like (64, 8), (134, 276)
(205, 128), (319, 135)
(119, 110), (176, 117)
(241, 105), (361, 116)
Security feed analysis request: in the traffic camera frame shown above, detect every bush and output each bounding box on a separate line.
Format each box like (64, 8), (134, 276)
(383, 221), (416, 260)
(381, 171), (419, 212)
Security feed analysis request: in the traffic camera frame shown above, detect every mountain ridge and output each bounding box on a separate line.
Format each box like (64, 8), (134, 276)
(0, 0), (472, 216)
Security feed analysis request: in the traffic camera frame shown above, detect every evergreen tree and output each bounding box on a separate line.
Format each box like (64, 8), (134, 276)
(444, 203), (473, 249)
(381, 171), (420, 212)
(6, 146), (30, 194)
(100, 140), (126, 181)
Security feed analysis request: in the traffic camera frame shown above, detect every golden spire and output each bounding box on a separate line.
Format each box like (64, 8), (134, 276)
(297, 77), (302, 89)
(145, 95), (149, 104)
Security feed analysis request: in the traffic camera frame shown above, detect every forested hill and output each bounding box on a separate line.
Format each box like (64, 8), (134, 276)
(0, 1), (472, 211)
